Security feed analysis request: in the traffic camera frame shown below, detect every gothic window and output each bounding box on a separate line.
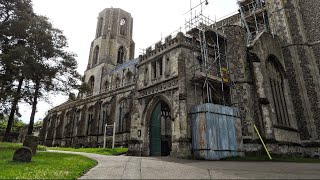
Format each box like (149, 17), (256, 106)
(65, 112), (69, 126)
(102, 104), (107, 125)
(115, 76), (121, 88)
(152, 61), (157, 79)
(158, 58), (163, 76)
(74, 109), (81, 135)
(119, 18), (127, 36)
(144, 67), (149, 85)
(104, 80), (110, 91)
(87, 106), (94, 135)
(165, 57), (171, 76)
(126, 71), (133, 84)
(122, 69), (126, 86)
(89, 76), (95, 94)
(103, 104), (112, 126)
(151, 57), (163, 79)
(56, 115), (60, 128)
(117, 99), (128, 133)
(47, 118), (51, 127)
(267, 56), (290, 127)
(92, 46), (99, 65)
(96, 17), (103, 38)
(117, 46), (125, 64)
(64, 111), (71, 136)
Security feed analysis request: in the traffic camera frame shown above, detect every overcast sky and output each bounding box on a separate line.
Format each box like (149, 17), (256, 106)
(19, 0), (239, 123)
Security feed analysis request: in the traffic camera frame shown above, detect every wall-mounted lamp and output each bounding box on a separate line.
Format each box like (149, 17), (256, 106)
(138, 130), (141, 137)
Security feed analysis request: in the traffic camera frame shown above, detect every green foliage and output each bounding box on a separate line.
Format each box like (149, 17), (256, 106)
(77, 82), (91, 97)
(0, 142), (96, 179)
(0, 0), (34, 113)
(0, 115), (25, 133)
(37, 145), (47, 151)
(48, 146), (128, 156)
(33, 120), (43, 127)
(0, 0), (81, 136)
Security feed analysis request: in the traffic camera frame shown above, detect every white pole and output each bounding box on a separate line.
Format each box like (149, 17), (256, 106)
(103, 123), (107, 149)
(112, 122), (116, 149)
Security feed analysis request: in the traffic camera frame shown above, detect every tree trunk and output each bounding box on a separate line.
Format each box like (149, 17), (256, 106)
(28, 79), (40, 135)
(3, 78), (24, 142)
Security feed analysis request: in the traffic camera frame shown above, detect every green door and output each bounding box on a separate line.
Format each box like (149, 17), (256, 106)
(150, 102), (161, 156)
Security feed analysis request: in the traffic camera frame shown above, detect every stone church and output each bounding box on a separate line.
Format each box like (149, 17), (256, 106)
(39, 0), (320, 158)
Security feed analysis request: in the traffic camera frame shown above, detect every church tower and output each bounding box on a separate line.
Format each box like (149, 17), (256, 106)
(83, 8), (135, 96)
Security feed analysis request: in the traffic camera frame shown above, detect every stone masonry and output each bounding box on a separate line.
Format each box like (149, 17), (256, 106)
(40, 1), (320, 158)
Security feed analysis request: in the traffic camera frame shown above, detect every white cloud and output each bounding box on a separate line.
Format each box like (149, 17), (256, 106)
(20, 0), (238, 123)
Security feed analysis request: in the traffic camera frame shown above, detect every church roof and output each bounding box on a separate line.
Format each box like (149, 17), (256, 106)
(110, 58), (139, 74)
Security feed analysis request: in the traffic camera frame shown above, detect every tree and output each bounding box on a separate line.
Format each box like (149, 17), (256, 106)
(0, 115), (25, 134)
(0, 0), (34, 141)
(1, 0), (80, 139)
(23, 15), (80, 135)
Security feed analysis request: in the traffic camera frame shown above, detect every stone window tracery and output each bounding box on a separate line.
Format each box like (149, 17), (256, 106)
(126, 71), (133, 85)
(115, 76), (121, 88)
(117, 98), (129, 133)
(117, 46), (125, 64)
(104, 80), (110, 91)
(87, 106), (94, 135)
(151, 57), (164, 80)
(267, 56), (290, 127)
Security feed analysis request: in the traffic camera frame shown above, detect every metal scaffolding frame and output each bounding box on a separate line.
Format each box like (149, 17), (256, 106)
(238, 0), (269, 45)
(184, 0), (230, 105)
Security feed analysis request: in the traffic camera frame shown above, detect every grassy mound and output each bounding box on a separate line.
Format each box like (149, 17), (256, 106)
(0, 142), (97, 179)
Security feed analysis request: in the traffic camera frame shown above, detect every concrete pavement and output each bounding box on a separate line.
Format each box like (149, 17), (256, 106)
(48, 150), (320, 179)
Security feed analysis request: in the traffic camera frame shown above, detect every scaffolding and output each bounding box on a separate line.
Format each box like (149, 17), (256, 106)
(184, 0), (231, 105)
(238, 0), (269, 45)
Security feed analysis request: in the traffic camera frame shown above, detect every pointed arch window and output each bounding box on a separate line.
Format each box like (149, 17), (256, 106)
(119, 18), (127, 36)
(115, 76), (121, 88)
(92, 46), (99, 65)
(74, 109), (81, 135)
(117, 98), (129, 133)
(87, 106), (94, 135)
(126, 71), (133, 84)
(267, 55), (290, 127)
(117, 46), (125, 64)
(144, 67), (149, 86)
(104, 80), (110, 91)
(89, 76), (95, 94)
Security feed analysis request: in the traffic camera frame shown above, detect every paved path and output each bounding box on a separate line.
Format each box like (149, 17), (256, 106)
(48, 150), (320, 179)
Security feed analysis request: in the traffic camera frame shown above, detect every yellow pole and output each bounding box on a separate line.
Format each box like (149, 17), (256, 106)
(253, 124), (272, 160)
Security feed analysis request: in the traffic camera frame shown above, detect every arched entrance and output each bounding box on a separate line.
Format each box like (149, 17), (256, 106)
(149, 100), (172, 156)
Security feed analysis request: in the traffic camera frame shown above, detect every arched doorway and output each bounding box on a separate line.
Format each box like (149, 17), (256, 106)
(149, 100), (172, 156)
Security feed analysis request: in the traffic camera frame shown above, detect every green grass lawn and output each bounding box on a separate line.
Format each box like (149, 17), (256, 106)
(0, 142), (97, 179)
(48, 146), (128, 155)
(222, 154), (320, 163)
